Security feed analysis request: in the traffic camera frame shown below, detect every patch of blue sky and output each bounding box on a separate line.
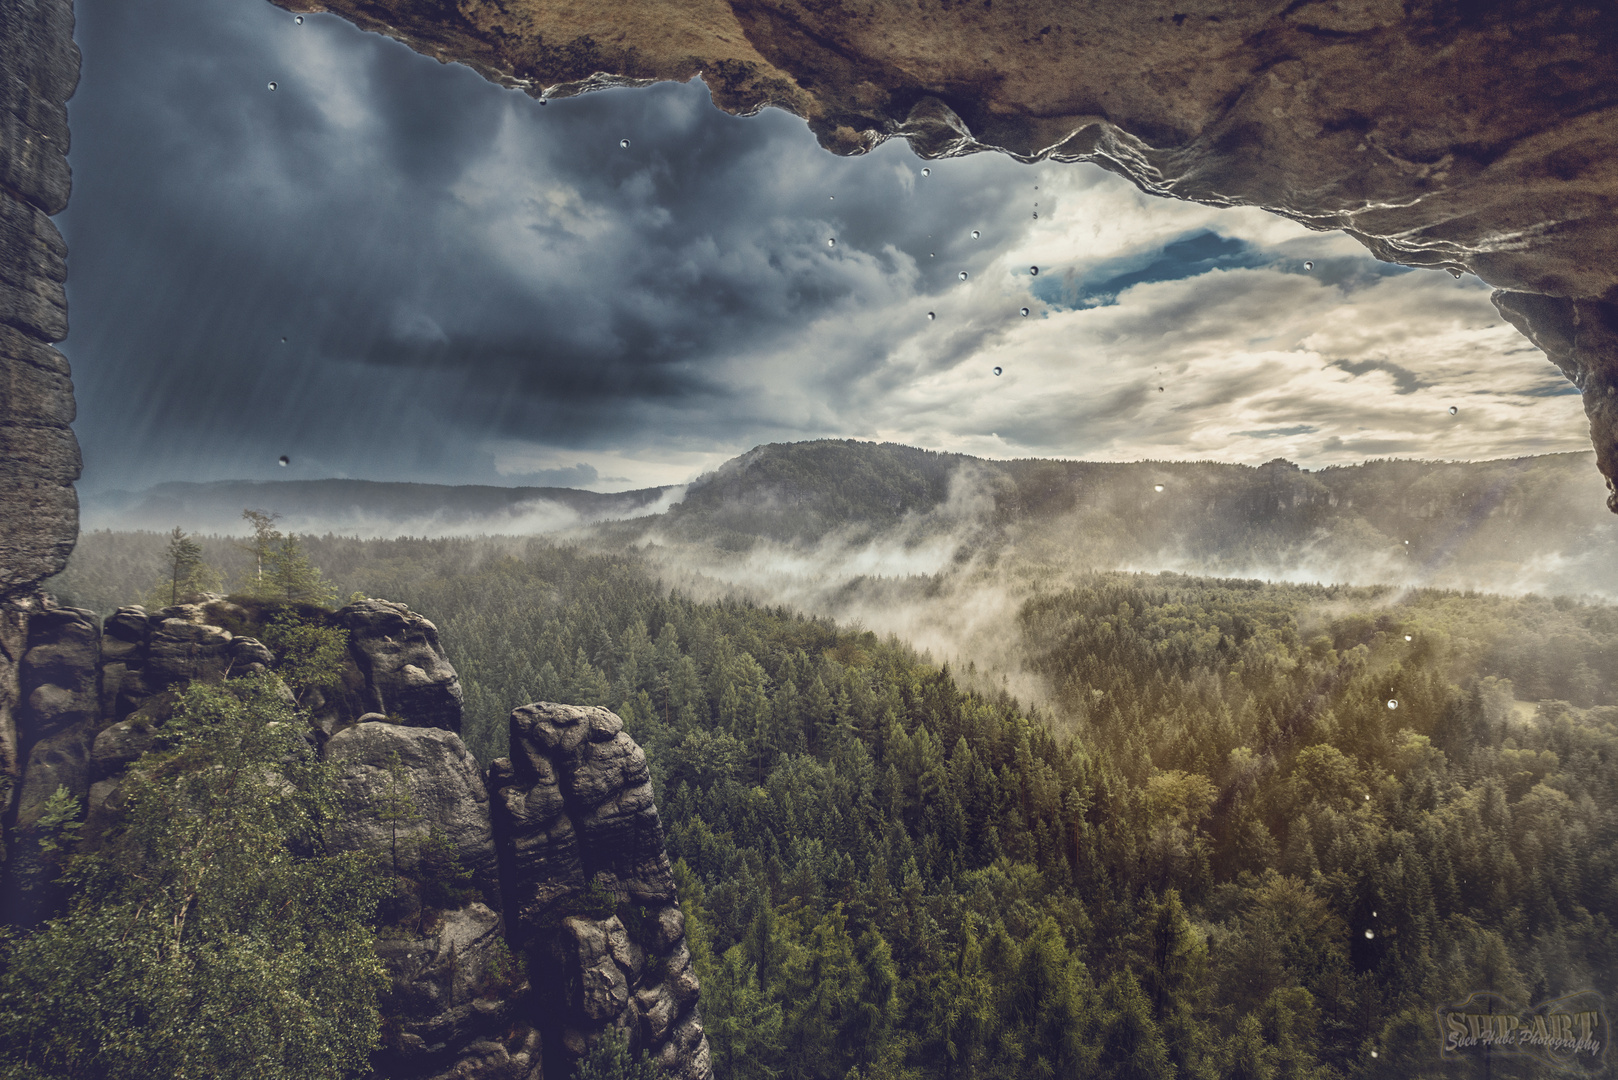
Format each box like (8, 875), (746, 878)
(1026, 229), (1412, 311)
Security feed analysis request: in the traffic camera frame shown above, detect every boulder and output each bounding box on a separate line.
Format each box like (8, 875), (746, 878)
(337, 600), (464, 731)
(324, 721), (500, 908)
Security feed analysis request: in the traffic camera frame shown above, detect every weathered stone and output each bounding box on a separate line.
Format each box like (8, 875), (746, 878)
(337, 600), (464, 731)
(0, 192), (67, 343)
(227, 635), (274, 675)
(141, 618), (232, 693)
(90, 717), (156, 782)
(18, 606), (97, 740)
(491, 702), (709, 1079)
(0, 324), (72, 427)
(0, 0), (78, 215)
(324, 721), (499, 903)
(102, 606), (150, 642)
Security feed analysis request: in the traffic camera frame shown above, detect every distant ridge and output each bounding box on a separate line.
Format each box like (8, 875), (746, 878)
(83, 478), (679, 536)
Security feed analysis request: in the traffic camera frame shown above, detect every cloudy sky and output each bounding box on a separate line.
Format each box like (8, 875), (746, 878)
(59, 0), (1589, 495)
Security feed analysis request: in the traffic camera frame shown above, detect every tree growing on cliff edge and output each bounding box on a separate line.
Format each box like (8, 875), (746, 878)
(144, 526), (221, 608)
(0, 675), (388, 1080)
(233, 508), (338, 606)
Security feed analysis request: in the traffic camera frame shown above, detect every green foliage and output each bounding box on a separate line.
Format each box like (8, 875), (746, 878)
(33, 786), (81, 856)
(572, 1027), (664, 1080)
(0, 675), (388, 1080)
(233, 509), (338, 605)
(145, 526), (221, 608)
(260, 609), (350, 704)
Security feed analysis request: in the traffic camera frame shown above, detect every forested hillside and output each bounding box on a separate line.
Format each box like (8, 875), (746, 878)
(41, 534), (1618, 1079)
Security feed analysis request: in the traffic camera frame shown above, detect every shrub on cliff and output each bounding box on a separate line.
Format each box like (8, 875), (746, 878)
(0, 675), (388, 1080)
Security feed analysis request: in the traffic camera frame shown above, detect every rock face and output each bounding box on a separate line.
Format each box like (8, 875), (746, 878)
(0, 0), (80, 601)
(490, 702), (711, 1080)
(0, 597), (711, 1080)
(265, 0), (1618, 506)
(339, 600), (466, 733)
(1, 603), (98, 926)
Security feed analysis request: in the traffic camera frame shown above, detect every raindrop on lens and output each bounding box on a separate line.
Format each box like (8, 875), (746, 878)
(1029, 266), (1039, 276)
(1158, 386), (1165, 392)
(1404, 635), (1412, 642)
(1449, 406), (1458, 415)
(1365, 930), (1375, 939)
(619, 138), (631, 149)
(959, 271), (969, 281)
(294, 14), (303, 23)
(1154, 484), (1164, 492)
(1020, 307), (1030, 317)
(927, 312), (936, 321)
(828, 238), (837, 248)
(1373, 911), (1378, 918)
(929, 252), (935, 258)
(993, 366), (1003, 376)
(278, 455), (290, 467)
(1304, 260), (1314, 270)
(1371, 1051), (1379, 1059)
(921, 167), (930, 176)
(268, 81), (277, 91)
(1032, 211), (1038, 219)
(971, 230), (980, 239)
(280, 337), (286, 343)
(1387, 699), (1399, 710)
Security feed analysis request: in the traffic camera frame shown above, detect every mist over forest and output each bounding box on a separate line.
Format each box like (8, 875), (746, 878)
(34, 440), (1618, 1079)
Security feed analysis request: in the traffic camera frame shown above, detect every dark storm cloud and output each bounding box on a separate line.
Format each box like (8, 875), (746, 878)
(1330, 358), (1431, 395)
(60, 0), (1038, 489)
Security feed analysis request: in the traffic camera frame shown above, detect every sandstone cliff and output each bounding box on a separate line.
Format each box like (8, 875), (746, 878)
(0, 596), (710, 1080)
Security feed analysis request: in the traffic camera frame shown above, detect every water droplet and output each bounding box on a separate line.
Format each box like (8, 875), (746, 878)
(1448, 405), (1458, 415)
(294, 14), (304, 23)
(921, 167), (930, 176)
(278, 455), (290, 467)
(993, 366), (1003, 376)
(929, 252), (935, 258)
(959, 271), (969, 281)
(927, 312), (936, 321)
(1029, 266), (1039, 276)
(1372, 910), (1378, 917)
(267, 81), (277, 91)
(1370, 1051), (1378, 1059)
(1020, 307), (1030, 317)
(1365, 794), (1371, 801)
(280, 337), (287, 343)
(1158, 386), (1165, 392)
(1304, 260), (1314, 270)
(1032, 212), (1038, 219)
(619, 138), (631, 149)
(1365, 929), (1375, 939)
(1404, 634), (1412, 641)
(1449, 267), (1462, 278)
(828, 195), (834, 200)
(1154, 484), (1164, 492)
(971, 230), (980, 239)
(1387, 699), (1398, 710)
(827, 238), (837, 248)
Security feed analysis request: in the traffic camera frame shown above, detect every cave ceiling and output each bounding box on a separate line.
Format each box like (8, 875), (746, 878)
(267, 0), (1618, 505)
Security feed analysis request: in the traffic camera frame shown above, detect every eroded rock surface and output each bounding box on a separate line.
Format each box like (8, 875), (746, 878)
(339, 600), (466, 732)
(490, 702), (711, 1080)
(0, 0), (79, 601)
(267, 0), (1618, 504)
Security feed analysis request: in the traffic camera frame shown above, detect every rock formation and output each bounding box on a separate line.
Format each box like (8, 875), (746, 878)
(264, 0), (1618, 507)
(0, 594), (711, 1080)
(489, 702), (710, 1080)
